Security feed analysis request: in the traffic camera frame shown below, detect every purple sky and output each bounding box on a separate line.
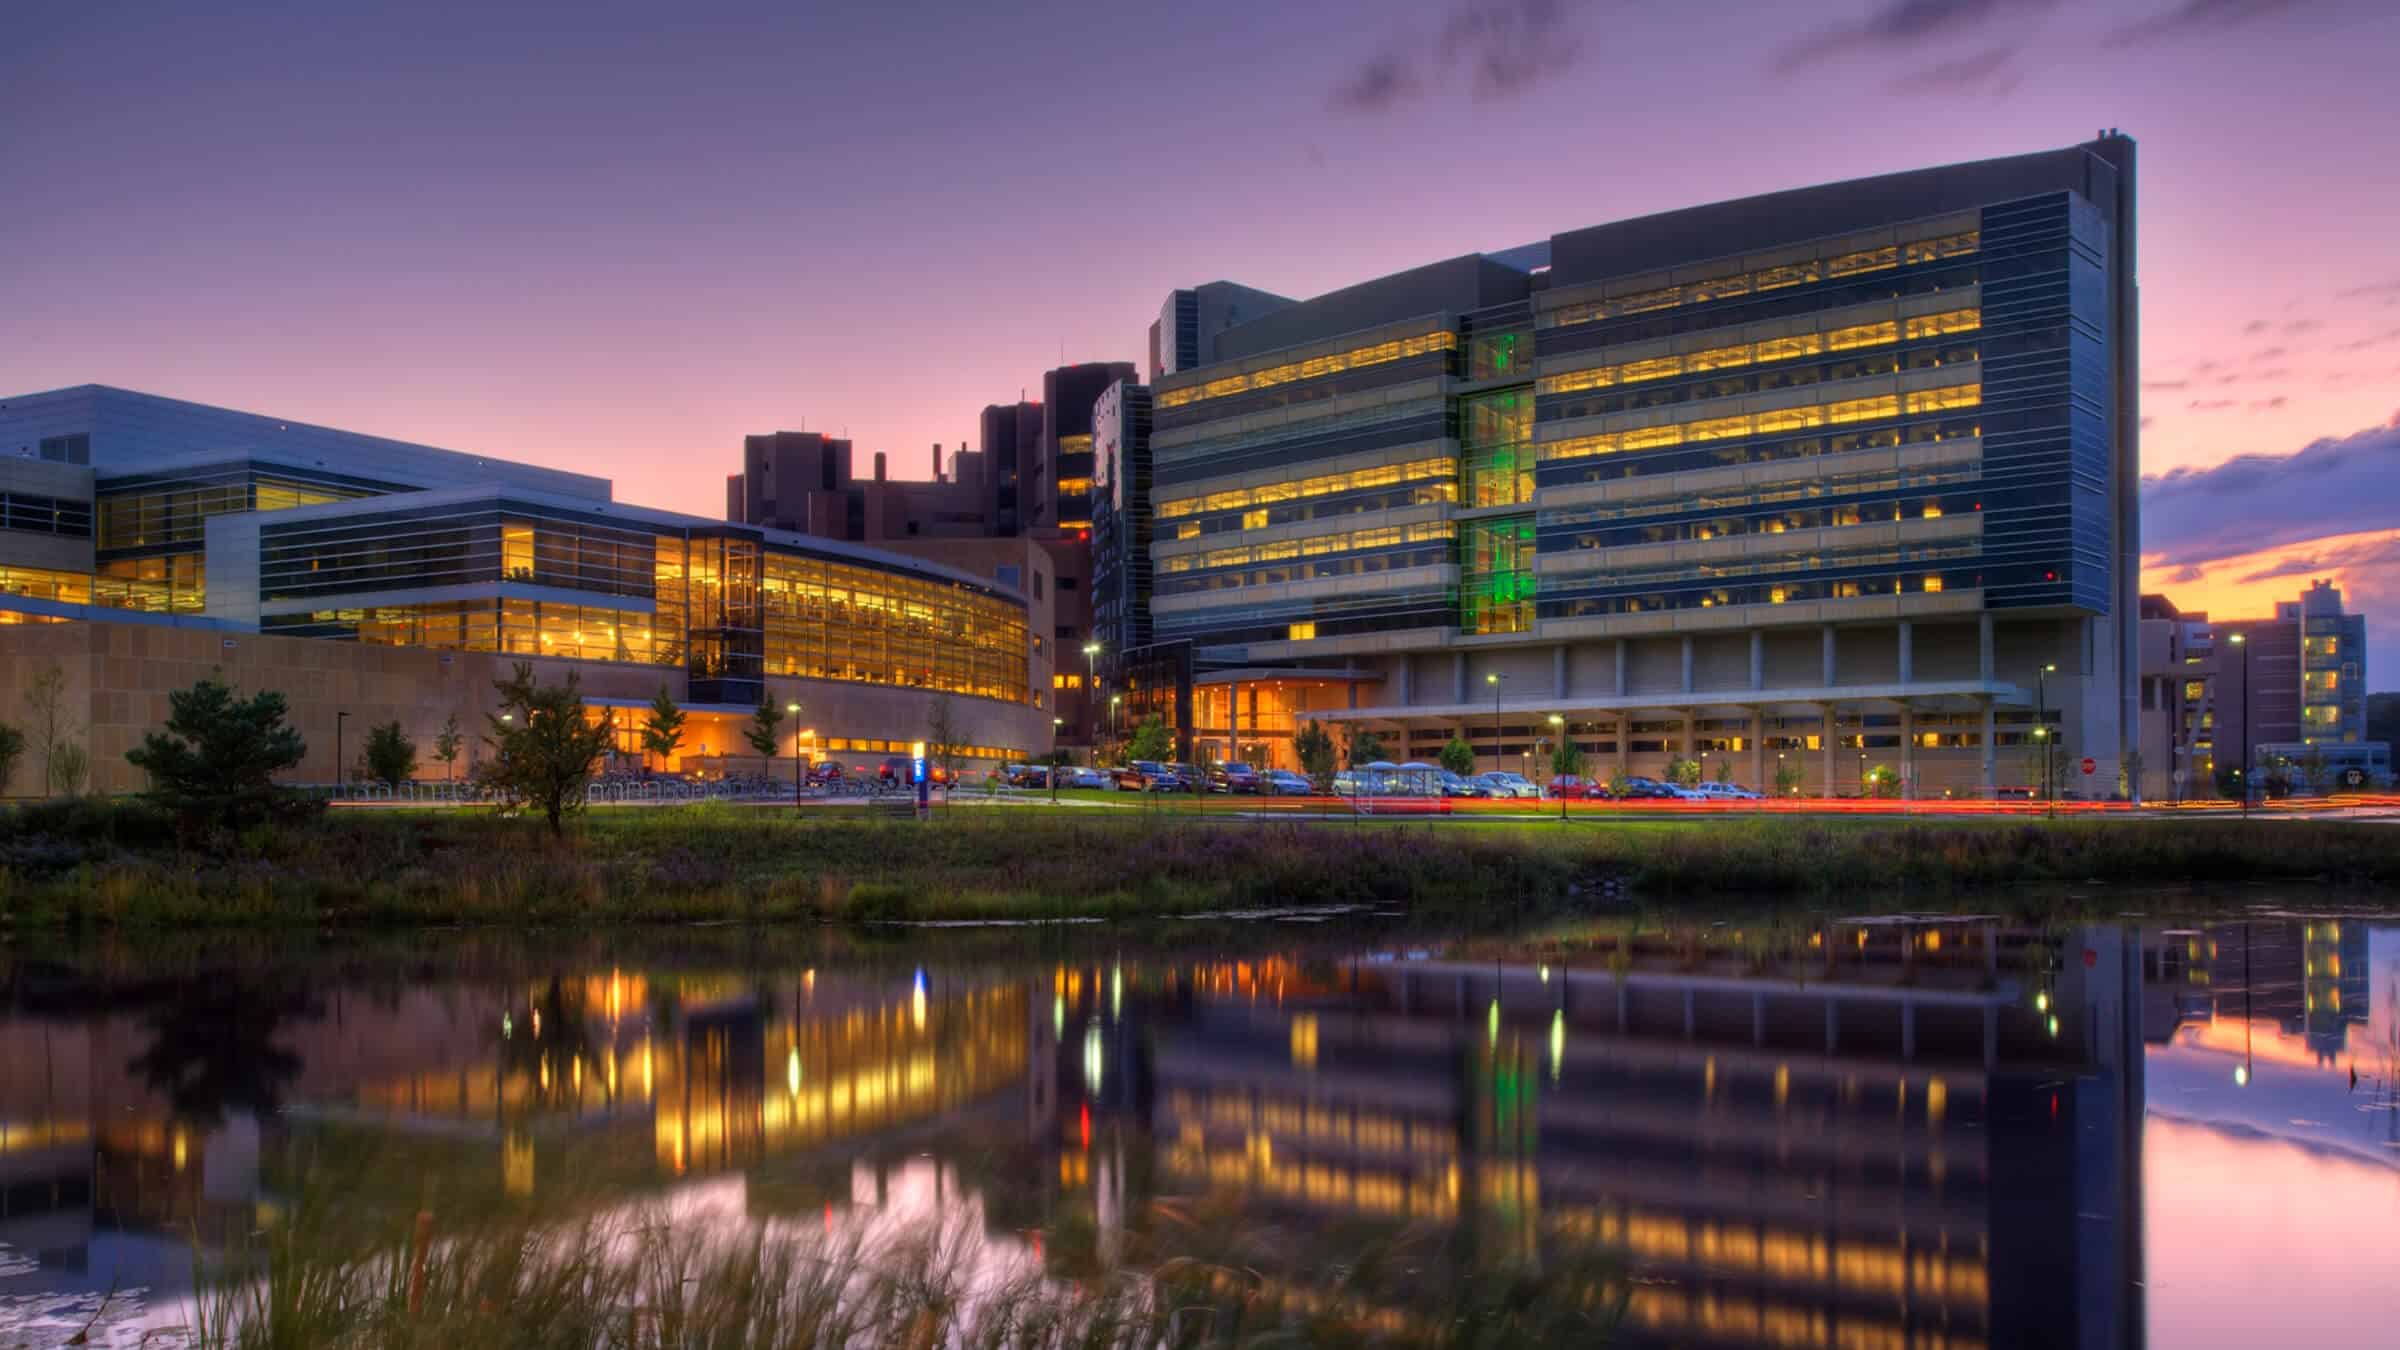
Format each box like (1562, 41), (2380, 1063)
(8, 0), (2400, 670)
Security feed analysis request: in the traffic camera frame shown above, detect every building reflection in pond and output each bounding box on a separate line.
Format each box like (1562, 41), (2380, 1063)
(7, 920), (2395, 1347)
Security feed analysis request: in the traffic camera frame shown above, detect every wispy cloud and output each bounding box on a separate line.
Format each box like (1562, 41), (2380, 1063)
(2105, 0), (2320, 48)
(1881, 44), (2024, 95)
(1329, 0), (1584, 113)
(2337, 279), (2400, 299)
(1772, 0), (2055, 73)
(2335, 328), (2400, 352)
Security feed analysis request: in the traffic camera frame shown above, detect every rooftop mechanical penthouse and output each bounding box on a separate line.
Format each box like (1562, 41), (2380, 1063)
(1135, 135), (2139, 796)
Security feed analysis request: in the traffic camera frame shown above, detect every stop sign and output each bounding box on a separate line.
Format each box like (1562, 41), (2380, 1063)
(2080, 757), (2096, 776)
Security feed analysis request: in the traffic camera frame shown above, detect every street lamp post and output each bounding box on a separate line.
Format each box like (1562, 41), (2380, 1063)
(1549, 713), (1566, 821)
(1052, 717), (1065, 805)
(1109, 694), (1122, 762)
(786, 702), (803, 811)
(1858, 748), (1868, 799)
(2230, 633), (2250, 818)
(335, 710), (349, 798)
(1082, 641), (1103, 764)
(1484, 673), (1508, 774)
(2035, 662), (2057, 819)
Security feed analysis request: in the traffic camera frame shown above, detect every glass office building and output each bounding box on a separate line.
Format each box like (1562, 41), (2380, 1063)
(1138, 136), (2140, 795)
(1, 386), (1048, 787)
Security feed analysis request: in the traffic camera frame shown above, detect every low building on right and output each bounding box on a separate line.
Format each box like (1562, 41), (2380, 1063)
(2138, 579), (2378, 797)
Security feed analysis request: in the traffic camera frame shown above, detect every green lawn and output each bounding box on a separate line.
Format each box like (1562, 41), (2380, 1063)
(5, 796), (2395, 929)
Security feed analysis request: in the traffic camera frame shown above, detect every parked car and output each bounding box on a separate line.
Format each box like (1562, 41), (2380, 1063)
(1545, 774), (1610, 800)
(1063, 766), (1112, 790)
(1210, 763), (1261, 794)
(807, 760), (847, 785)
(1473, 771), (1541, 799)
(1689, 781), (1764, 801)
(1432, 768), (1489, 798)
(1260, 769), (1315, 795)
(1616, 776), (1680, 800)
(1164, 763), (1205, 792)
(1004, 763), (1054, 788)
(1117, 760), (1175, 792)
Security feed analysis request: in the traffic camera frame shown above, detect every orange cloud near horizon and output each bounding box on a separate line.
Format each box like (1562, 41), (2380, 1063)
(2139, 526), (2400, 622)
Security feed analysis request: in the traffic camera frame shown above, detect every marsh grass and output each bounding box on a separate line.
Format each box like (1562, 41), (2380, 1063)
(169, 1191), (1621, 1349)
(4, 799), (2396, 928)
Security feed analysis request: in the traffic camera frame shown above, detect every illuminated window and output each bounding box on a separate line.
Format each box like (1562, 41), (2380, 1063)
(1288, 621), (1317, 641)
(1156, 330), (1457, 409)
(1552, 233), (1978, 328)
(1922, 575), (1943, 593)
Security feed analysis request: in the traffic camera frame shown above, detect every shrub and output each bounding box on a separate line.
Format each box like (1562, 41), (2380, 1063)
(124, 675), (309, 836)
(361, 720), (417, 789)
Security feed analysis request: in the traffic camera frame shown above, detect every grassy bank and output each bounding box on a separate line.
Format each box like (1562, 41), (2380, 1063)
(3, 797), (2397, 928)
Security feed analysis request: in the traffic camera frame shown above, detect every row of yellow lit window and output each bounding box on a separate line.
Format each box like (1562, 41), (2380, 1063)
(1052, 673), (1084, 689)
(1556, 464), (1979, 528)
(1156, 456), (1456, 519)
(1156, 331), (1458, 409)
(0, 561), (208, 614)
(1551, 231), (1980, 327)
(1545, 384), (1982, 461)
(1539, 308), (1981, 395)
(1159, 520), (1455, 574)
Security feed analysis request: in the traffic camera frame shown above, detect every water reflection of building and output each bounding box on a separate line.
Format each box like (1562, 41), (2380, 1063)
(0, 963), (1033, 1301)
(1044, 927), (2147, 1350)
(2140, 920), (2375, 1068)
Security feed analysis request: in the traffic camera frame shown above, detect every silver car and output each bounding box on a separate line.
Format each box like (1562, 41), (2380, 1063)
(1473, 771), (1542, 799)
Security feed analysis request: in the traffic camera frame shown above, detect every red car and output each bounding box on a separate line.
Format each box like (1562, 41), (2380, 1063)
(1545, 774), (1612, 800)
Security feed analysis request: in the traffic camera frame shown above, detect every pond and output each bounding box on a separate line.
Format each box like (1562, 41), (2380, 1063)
(0, 908), (2394, 1347)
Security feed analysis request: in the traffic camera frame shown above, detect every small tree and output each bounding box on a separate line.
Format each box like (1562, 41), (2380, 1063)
(124, 674), (308, 833)
(433, 713), (463, 781)
(1342, 726), (1388, 769)
(1294, 720), (1338, 792)
(2214, 764), (2247, 801)
(640, 685), (685, 770)
(1607, 765), (1631, 797)
(926, 692), (967, 787)
(1438, 735), (1476, 777)
(2298, 744), (2329, 795)
(1664, 756), (1702, 788)
(2120, 746), (2143, 804)
(744, 694), (786, 758)
(1713, 758), (1734, 784)
(1862, 764), (1901, 799)
(1774, 757), (1805, 797)
(483, 662), (613, 835)
(361, 720), (417, 789)
(1126, 713), (1174, 764)
(25, 659), (84, 798)
(0, 722), (22, 796)
(1551, 737), (1588, 783)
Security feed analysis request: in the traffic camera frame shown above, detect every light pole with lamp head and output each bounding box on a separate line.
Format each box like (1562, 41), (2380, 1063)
(786, 703), (803, 810)
(2035, 662), (2057, 818)
(2229, 632), (2250, 817)
(335, 710), (349, 797)
(1484, 672), (1508, 774)
(1052, 717), (1065, 805)
(1081, 641), (1103, 764)
(1548, 713), (1567, 820)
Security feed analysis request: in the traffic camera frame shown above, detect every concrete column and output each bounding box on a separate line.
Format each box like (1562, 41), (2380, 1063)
(1452, 652), (1468, 705)
(1750, 708), (1766, 791)
(1347, 681), (1358, 711)
(1900, 703), (1914, 799)
(1979, 613), (1995, 684)
(1554, 644), (1569, 699)
(1825, 1001), (1839, 1054)
(1614, 640), (1629, 697)
(1680, 636), (1694, 694)
(1750, 630), (1765, 691)
(1821, 705), (1836, 796)
(1821, 625), (1837, 688)
(1682, 711), (1696, 767)
(1615, 716), (1629, 777)
(1980, 698), (1997, 798)
(1898, 620), (1914, 686)
(1398, 660), (1413, 707)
